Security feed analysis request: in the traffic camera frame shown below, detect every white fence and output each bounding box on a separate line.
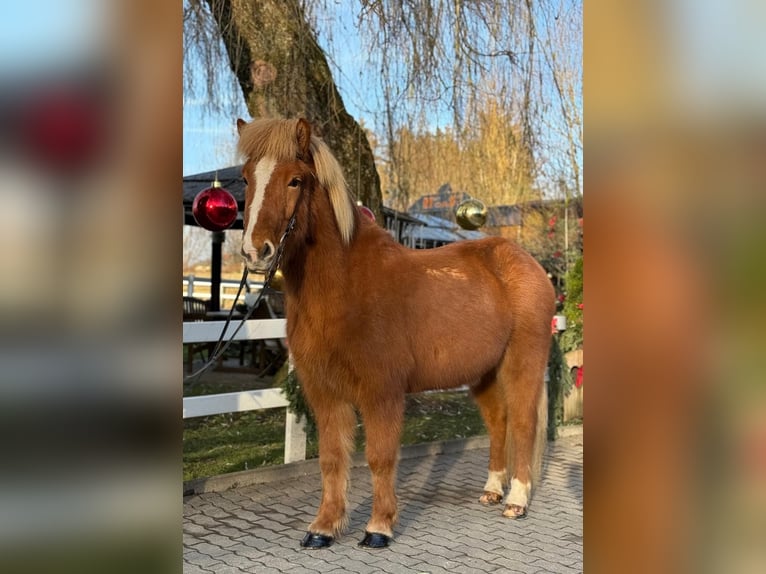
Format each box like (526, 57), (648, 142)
(183, 275), (264, 305)
(182, 318), (307, 463)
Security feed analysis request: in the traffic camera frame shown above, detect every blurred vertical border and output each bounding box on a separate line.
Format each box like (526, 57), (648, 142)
(586, 1), (766, 573)
(0, 1), (180, 573)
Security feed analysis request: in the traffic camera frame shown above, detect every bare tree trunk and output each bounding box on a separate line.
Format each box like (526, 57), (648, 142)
(204, 0), (382, 215)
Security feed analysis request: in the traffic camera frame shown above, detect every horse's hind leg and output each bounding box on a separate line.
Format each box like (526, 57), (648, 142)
(471, 374), (508, 505)
(301, 399), (356, 548)
(358, 395), (405, 548)
(500, 340), (548, 519)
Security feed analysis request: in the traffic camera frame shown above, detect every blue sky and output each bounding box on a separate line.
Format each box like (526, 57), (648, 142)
(0, 0), (107, 81)
(182, 1), (584, 193)
(183, 6), (379, 176)
(183, 99), (246, 177)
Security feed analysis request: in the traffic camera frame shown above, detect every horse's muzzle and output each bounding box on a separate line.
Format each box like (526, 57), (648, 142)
(245, 261), (270, 274)
(241, 240), (275, 273)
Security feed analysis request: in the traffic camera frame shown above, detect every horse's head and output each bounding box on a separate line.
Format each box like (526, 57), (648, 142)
(236, 117), (357, 274)
(240, 158), (316, 273)
(238, 118), (315, 273)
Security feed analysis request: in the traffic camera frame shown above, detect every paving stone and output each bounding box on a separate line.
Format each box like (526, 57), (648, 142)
(256, 554), (298, 571)
(184, 521), (211, 537)
(207, 565), (245, 574)
(528, 557), (582, 573)
(184, 551), (223, 569)
(190, 541), (229, 558)
(490, 555), (546, 574)
(408, 563), (453, 574)
(203, 533), (240, 548)
(528, 547), (581, 564)
(184, 433), (582, 573)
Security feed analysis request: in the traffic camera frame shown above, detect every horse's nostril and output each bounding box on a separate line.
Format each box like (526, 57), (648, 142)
(260, 241), (275, 260)
(240, 247), (251, 261)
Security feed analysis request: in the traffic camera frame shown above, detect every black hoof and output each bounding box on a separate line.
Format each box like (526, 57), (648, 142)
(358, 531), (391, 548)
(300, 531), (334, 548)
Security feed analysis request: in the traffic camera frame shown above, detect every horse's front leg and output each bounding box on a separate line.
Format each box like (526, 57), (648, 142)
(300, 399), (356, 549)
(358, 396), (405, 548)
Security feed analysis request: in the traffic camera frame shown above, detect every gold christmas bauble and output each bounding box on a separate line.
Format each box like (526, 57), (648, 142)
(270, 268), (285, 291)
(455, 198), (488, 230)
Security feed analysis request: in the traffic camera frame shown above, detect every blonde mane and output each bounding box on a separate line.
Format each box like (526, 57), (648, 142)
(237, 118), (357, 245)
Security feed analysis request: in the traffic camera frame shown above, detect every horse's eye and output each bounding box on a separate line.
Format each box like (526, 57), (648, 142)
(242, 177), (248, 185)
(288, 177), (301, 188)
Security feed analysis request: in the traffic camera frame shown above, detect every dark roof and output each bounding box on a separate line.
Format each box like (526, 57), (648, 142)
(380, 206), (423, 225)
(405, 213), (486, 243)
(486, 204), (523, 227)
(407, 188), (582, 231)
(408, 183), (470, 215)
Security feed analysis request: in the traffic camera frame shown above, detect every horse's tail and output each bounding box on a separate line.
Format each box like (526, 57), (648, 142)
(531, 379), (548, 484)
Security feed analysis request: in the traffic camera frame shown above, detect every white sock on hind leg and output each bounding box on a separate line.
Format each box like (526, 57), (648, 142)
(505, 477), (531, 507)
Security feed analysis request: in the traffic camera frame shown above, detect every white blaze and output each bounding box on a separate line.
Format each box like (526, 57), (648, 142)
(243, 157), (277, 255)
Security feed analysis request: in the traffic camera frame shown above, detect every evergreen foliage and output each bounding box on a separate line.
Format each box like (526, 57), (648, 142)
(547, 335), (573, 440)
(281, 367), (316, 434)
(560, 255), (583, 353)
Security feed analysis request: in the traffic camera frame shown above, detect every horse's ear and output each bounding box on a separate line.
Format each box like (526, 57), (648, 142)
(236, 118), (247, 135)
(296, 118), (312, 158)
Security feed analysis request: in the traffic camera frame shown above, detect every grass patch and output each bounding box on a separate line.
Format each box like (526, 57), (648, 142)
(183, 389), (486, 482)
(400, 391), (486, 444)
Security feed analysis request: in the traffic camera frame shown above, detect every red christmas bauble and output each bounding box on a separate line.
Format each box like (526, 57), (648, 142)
(20, 86), (106, 174)
(192, 184), (238, 231)
(358, 205), (375, 221)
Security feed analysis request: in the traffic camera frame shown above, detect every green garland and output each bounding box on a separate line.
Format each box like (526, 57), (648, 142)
(550, 254), (583, 437)
(547, 334), (573, 440)
(280, 367), (316, 433)
(559, 256), (583, 353)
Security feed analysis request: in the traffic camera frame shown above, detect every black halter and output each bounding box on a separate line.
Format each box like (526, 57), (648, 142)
(184, 187), (304, 383)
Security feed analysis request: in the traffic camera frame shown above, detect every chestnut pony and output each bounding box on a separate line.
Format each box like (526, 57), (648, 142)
(237, 117), (555, 549)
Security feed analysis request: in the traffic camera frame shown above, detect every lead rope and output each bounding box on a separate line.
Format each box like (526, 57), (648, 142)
(183, 209), (299, 384)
